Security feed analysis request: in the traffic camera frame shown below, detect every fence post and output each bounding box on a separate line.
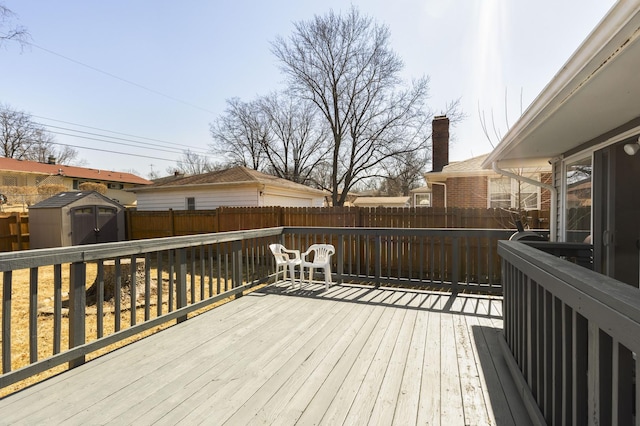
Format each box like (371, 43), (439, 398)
(68, 261), (86, 368)
(14, 213), (23, 251)
(169, 209), (175, 236)
(176, 248), (188, 323)
(125, 209), (132, 240)
(232, 239), (243, 297)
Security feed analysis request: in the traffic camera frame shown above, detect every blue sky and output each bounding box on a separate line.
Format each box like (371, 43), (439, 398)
(1, 0), (615, 178)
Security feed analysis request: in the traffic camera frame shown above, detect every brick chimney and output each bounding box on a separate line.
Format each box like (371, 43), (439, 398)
(431, 115), (449, 172)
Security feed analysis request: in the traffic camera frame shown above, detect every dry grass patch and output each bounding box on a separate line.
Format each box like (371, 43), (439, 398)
(1, 263), (265, 397)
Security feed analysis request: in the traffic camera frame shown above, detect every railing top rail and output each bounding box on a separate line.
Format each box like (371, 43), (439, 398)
(283, 226), (521, 238)
(0, 227), (284, 271)
(499, 240), (640, 332)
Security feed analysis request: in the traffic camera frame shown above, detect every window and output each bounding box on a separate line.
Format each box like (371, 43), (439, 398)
(2, 176), (18, 186)
(564, 157), (592, 242)
(489, 177), (511, 208)
(488, 175), (540, 210)
(414, 193), (431, 206)
(186, 197), (196, 210)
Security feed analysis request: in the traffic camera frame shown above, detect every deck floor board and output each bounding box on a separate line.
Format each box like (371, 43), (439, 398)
(0, 283), (529, 426)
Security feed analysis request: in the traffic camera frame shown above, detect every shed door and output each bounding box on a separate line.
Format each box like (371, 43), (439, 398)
(71, 206), (119, 245)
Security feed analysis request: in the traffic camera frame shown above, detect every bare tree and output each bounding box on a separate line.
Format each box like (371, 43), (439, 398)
(0, 105), (81, 165)
(0, 3), (30, 49)
(258, 92), (330, 185)
(30, 135), (83, 165)
(210, 98), (268, 170)
(379, 151), (429, 196)
(170, 150), (218, 175)
(1, 105), (40, 159)
(210, 94), (331, 186)
(272, 7), (432, 206)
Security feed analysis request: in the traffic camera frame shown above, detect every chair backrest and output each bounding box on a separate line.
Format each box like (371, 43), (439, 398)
(307, 244), (335, 263)
(269, 243), (288, 265)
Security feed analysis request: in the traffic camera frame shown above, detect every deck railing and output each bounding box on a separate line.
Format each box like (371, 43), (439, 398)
(499, 241), (639, 425)
(1, 226), (516, 393)
(1, 228), (281, 391)
(283, 227), (515, 293)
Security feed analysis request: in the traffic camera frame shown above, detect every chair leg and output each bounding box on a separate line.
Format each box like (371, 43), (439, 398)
(288, 263), (296, 287)
(324, 265), (331, 290)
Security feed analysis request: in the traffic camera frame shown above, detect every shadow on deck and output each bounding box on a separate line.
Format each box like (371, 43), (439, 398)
(0, 282), (531, 425)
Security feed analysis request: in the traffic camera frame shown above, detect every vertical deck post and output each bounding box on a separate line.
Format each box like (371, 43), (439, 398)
(374, 234), (381, 288)
(176, 248), (187, 323)
(337, 235), (344, 284)
(2, 271), (12, 374)
(232, 240), (243, 296)
(68, 261), (86, 368)
(451, 237), (459, 293)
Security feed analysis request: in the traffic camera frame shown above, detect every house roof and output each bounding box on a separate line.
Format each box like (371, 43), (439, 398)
(353, 196), (410, 207)
(29, 191), (122, 209)
(0, 157), (152, 185)
(134, 166), (326, 195)
(484, 2), (640, 168)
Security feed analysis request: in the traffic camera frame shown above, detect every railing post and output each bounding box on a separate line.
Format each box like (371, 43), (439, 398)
(176, 248), (188, 323)
(452, 237), (459, 293)
(375, 234), (381, 288)
(232, 239), (243, 296)
(2, 271), (12, 374)
(337, 235), (344, 284)
(69, 261), (86, 368)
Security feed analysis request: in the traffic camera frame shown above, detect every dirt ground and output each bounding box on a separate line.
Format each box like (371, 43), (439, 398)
(0, 262), (257, 397)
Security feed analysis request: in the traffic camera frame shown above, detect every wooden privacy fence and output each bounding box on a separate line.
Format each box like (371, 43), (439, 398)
(0, 213), (28, 252)
(282, 227), (519, 293)
(127, 206), (549, 240)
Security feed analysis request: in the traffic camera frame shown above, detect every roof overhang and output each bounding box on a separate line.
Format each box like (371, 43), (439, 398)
(483, 2), (640, 169)
(128, 180), (326, 196)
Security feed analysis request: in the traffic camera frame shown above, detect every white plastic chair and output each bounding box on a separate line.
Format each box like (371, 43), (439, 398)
(300, 244), (335, 290)
(269, 243), (301, 285)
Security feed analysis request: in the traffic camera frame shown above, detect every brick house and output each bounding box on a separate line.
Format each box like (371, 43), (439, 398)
(412, 116), (552, 211)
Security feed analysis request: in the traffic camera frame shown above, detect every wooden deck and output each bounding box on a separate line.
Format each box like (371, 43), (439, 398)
(0, 282), (530, 425)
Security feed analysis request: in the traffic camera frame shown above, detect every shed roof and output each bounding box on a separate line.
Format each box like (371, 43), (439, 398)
(29, 191), (122, 209)
(0, 157), (152, 185)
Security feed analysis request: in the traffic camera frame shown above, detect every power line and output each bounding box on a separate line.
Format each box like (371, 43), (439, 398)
(24, 41), (218, 115)
(53, 141), (183, 163)
(39, 123), (211, 156)
(33, 114), (206, 151)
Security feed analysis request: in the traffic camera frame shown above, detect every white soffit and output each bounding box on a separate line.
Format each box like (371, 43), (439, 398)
(483, 1), (640, 168)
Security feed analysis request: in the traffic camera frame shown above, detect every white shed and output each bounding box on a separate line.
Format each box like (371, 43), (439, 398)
(130, 166), (326, 211)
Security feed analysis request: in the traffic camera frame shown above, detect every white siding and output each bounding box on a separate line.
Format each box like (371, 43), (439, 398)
(262, 185), (324, 207)
(135, 186), (260, 211)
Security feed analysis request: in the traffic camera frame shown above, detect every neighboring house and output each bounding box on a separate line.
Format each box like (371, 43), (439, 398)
(0, 156), (151, 206)
(352, 196), (410, 208)
(130, 166), (326, 211)
(483, 1), (640, 287)
(415, 116), (552, 210)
